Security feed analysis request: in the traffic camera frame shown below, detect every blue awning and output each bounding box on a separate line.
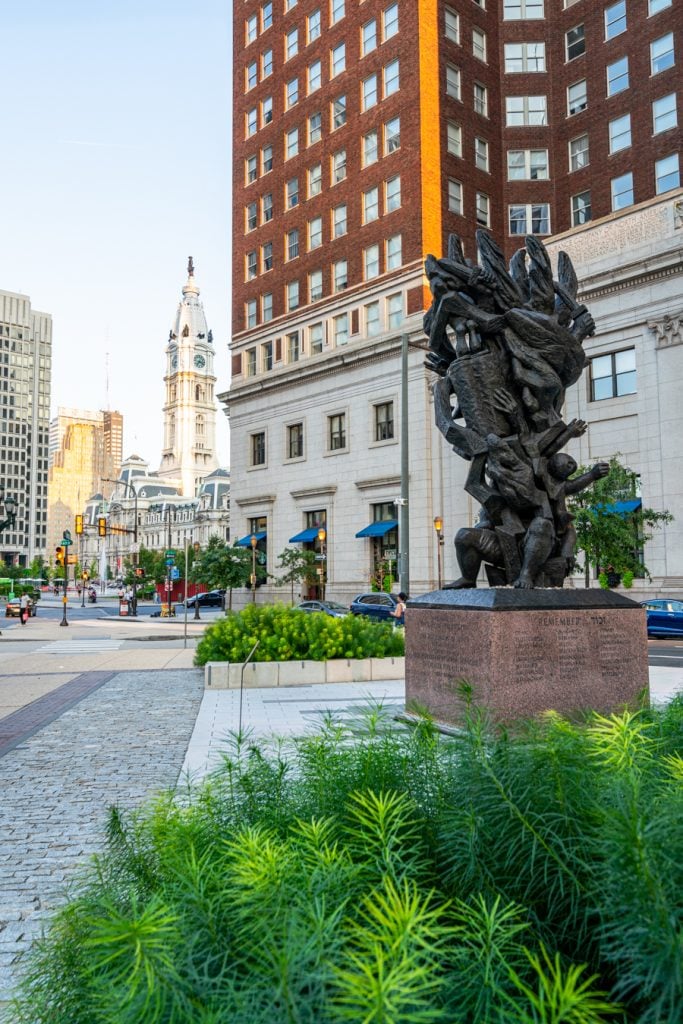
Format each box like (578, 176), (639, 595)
(289, 527), (321, 543)
(355, 519), (398, 539)
(236, 531), (267, 546)
(599, 499), (642, 516)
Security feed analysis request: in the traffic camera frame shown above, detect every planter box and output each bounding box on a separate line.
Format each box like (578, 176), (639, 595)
(205, 656), (405, 689)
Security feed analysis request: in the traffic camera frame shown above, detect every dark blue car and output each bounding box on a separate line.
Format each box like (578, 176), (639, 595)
(640, 599), (683, 637)
(350, 592), (399, 622)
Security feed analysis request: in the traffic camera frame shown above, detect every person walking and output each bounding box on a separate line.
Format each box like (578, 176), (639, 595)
(19, 592), (30, 625)
(390, 591), (408, 627)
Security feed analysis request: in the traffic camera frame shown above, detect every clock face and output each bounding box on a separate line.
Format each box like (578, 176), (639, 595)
(194, 354), (206, 369)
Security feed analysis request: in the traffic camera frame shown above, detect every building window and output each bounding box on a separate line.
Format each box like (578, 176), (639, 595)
(386, 234), (402, 270)
(331, 42), (346, 77)
(246, 155), (258, 183)
(362, 74), (378, 111)
(653, 93), (677, 133)
(331, 0), (345, 26)
(384, 59), (400, 96)
(332, 94), (347, 129)
(246, 348), (257, 376)
(509, 203), (550, 235)
(287, 331), (300, 363)
(447, 121), (462, 156)
(605, 1), (626, 39)
(286, 177), (299, 209)
(332, 204), (347, 238)
(507, 148), (548, 179)
(503, 0), (544, 18)
(385, 175), (401, 212)
(308, 111), (322, 145)
(569, 134), (589, 171)
(246, 250), (257, 280)
(504, 42), (545, 72)
(590, 349), (636, 401)
(261, 340), (273, 371)
(262, 2), (273, 30)
(364, 244), (380, 279)
(246, 61), (258, 89)
(309, 322), (324, 353)
(287, 228), (299, 260)
(606, 57), (629, 96)
(651, 33), (674, 75)
(473, 28), (487, 62)
(565, 24), (585, 61)
(309, 216), (323, 249)
(287, 423), (304, 460)
(262, 192), (273, 222)
(362, 19), (377, 56)
(308, 163), (322, 197)
(611, 171), (634, 210)
(571, 190), (592, 226)
(308, 9), (321, 42)
(261, 242), (273, 272)
(246, 15), (258, 44)
(475, 137), (489, 171)
(608, 113), (631, 153)
(287, 280), (299, 311)
(285, 129), (298, 159)
(246, 107), (258, 137)
(332, 149), (347, 184)
(262, 49), (273, 77)
(246, 299), (257, 328)
(363, 130), (379, 166)
(328, 413), (346, 450)
(384, 115), (400, 154)
(448, 178), (463, 214)
(363, 186), (379, 223)
(374, 401), (394, 441)
(251, 432), (266, 466)
(506, 94), (547, 125)
(476, 192), (490, 227)
(262, 96), (273, 125)
(649, 0), (672, 13)
(473, 82), (488, 116)
(333, 314), (349, 347)
(567, 80), (587, 115)
(262, 145), (274, 173)
(246, 201), (258, 231)
(383, 3), (399, 40)
(309, 269), (323, 302)
(387, 293), (403, 330)
(286, 28), (298, 60)
(365, 301), (381, 337)
(445, 7), (459, 42)
(286, 78), (299, 108)
(446, 64), (461, 100)
(333, 259), (348, 291)
(655, 153), (680, 194)
(262, 292), (273, 321)
(308, 60), (322, 93)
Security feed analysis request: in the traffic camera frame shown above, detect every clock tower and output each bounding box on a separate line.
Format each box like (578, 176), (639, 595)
(158, 258), (219, 496)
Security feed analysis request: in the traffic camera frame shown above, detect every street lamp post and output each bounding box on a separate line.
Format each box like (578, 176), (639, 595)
(0, 491), (16, 637)
(250, 534), (257, 603)
(317, 527), (327, 602)
(193, 541), (201, 619)
(433, 516), (445, 590)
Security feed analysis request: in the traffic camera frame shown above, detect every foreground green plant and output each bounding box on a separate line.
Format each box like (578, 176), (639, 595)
(13, 697), (683, 1023)
(195, 602), (404, 665)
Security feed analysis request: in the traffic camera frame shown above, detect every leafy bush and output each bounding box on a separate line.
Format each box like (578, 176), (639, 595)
(194, 603), (404, 665)
(13, 695), (683, 1023)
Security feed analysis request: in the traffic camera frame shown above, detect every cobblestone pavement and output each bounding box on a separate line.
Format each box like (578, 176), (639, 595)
(0, 668), (203, 1012)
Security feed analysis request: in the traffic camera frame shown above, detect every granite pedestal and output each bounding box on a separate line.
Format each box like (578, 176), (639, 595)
(405, 589), (649, 724)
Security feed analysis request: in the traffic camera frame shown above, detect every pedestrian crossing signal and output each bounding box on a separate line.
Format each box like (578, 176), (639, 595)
(97, 517), (107, 537)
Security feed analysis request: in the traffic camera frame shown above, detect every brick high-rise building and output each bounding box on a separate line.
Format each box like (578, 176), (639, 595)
(225, 0), (682, 604)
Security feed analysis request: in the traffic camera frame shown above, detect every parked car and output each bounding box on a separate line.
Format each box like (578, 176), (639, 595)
(640, 599), (683, 637)
(184, 589), (225, 608)
(295, 600), (349, 618)
(5, 597), (37, 618)
(349, 592), (400, 622)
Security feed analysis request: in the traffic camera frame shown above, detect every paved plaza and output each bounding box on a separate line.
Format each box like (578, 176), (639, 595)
(0, 614), (681, 1014)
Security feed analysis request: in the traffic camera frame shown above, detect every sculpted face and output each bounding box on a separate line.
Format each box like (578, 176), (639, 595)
(549, 454), (577, 481)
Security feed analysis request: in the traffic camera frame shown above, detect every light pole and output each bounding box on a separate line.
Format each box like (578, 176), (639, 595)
(166, 504), (174, 617)
(317, 527), (327, 602)
(433, 516), (444, 590)
(250, 534), (257, 603)
(193, 541), (202, 619)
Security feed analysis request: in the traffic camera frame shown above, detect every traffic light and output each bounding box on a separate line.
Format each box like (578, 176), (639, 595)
(55, 546), (65, 567)
(97, 517), (107, 537)
(81, 570), (90, 581)
(75, 514), (84, 535)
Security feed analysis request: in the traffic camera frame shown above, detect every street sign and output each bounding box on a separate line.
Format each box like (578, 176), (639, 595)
(165, 550), (174, 559)
(67, 554), (77, 565)
(61, 536), (73, 547)
(171, 567), (180, 580)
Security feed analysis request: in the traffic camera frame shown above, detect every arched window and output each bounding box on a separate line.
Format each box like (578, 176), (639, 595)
(195, 384), (205, 402)
(196, 414), (205, 436)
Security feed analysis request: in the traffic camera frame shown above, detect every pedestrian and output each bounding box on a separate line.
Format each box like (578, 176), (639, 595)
(19, 592), (30, 625)
(390, 591), (408, 627)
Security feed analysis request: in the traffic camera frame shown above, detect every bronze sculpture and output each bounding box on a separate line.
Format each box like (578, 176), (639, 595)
(426, 231), (608, 589)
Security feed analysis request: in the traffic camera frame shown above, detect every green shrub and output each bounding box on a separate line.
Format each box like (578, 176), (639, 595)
(194, 603), (405, 665)
(621, 570), (634, 589)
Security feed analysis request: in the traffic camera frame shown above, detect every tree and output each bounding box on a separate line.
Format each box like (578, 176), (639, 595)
(568, 455), (673, 585)
(190, 535), (253, 611)
(275, 547), (319, 604)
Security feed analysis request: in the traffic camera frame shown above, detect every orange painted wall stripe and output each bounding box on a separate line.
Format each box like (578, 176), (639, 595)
(418, 0), (442, 307)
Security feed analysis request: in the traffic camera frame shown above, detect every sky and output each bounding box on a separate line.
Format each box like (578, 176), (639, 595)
(1, 0), (232, 466)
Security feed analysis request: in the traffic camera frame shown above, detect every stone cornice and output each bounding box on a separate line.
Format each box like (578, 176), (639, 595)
(234, 493), (277, 508)
(290, 484), (338, 500)
(577, 251), (683, 302)
(355, 475), (402, 491)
